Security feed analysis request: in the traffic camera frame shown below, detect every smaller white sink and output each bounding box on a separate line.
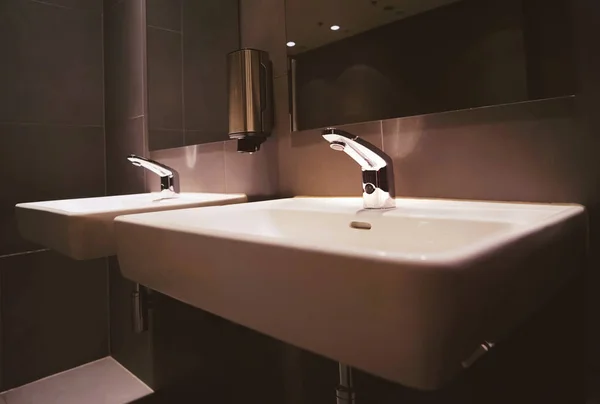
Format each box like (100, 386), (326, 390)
(16, 192), (246, 260)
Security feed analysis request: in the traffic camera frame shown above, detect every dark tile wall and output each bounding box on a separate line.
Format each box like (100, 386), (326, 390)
(0, 0), (104, 126)
(281, 96), (582, 202)
(103, 0), (146, 195)
(145, 0), (239, 151)
(103, 0), (154, 389)
(0, 0), (107, 391)
(146, 0), (180, 31)
(146, 18), (184, 150)
(147, 27), (182, 131)
(182, 0), (239, 146)
(104, 0), (145, 125)
(146, 139), (279, 197)
(573, 0), (600, 397)
(0, 124), (105, 256)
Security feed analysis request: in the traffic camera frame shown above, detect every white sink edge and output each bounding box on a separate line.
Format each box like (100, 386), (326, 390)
(114, 198), (584, 267)
(16, 192), (247, 216)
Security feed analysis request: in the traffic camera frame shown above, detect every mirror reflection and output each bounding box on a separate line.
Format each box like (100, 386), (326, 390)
(286, 0), (575, 131)
(146, 0), (239, 151)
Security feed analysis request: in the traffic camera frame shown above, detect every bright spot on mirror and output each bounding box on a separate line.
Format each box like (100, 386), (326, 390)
(286, 41), (296, 47)
(330, 25), (341, 31)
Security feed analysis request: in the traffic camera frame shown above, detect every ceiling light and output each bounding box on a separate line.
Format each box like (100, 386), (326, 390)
(330, 25), (341, 31)
(286, 41), (296, 47)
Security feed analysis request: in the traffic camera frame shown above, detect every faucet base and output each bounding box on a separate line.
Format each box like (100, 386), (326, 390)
(362, 190), (396, 209)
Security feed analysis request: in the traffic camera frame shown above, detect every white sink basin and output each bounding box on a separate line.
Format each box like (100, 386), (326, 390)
(16, 192), (246, 260)
(114, 197), (586, 389)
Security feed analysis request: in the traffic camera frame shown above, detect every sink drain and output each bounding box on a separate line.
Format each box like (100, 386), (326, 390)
(350, 221), (372, 230)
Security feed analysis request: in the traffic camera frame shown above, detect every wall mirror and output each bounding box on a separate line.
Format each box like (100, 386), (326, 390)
(286, 0), (575, 132)
(145, 0), (239, 151)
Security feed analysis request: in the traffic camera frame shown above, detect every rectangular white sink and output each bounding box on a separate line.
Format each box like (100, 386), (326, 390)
(114, 197), (586, 389)
(16, 192), (246, 260)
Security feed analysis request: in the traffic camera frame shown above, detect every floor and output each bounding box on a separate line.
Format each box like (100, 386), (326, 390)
(0, 357), (152, 404)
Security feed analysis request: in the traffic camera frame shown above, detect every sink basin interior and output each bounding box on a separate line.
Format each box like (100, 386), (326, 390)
(130, 197), (577, 262)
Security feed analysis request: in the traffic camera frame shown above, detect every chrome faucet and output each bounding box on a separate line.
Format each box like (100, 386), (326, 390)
(127, 155), (180, 195)
(322, 128), (395, 209)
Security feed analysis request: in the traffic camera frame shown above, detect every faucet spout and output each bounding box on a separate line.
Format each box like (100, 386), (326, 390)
(322, 128), (395, 209)
(127, 155), (180, 194)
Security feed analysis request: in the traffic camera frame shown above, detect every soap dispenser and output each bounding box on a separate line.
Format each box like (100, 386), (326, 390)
(227, 48), (273, 153)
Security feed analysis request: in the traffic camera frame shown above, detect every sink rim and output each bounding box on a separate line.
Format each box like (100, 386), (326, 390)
(16, 192), (247, 216)
(114, 196), (585, 267)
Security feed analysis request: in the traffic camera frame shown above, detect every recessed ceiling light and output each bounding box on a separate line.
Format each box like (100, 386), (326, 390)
(330, 25), (341, 31)
(286, 41), (296, 47)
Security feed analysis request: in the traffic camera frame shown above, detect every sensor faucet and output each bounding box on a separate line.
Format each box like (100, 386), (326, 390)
(322, 128), (395, 209)
(127, 155), (180, 195)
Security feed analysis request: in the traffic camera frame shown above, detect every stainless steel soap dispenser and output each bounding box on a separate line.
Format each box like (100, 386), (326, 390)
(227, 48), (273, 153)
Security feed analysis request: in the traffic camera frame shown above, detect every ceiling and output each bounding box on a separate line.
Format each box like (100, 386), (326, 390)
(285, 0), (464, 54)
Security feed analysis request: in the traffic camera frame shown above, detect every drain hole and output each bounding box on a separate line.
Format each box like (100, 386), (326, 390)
(350, 221), (372, 230)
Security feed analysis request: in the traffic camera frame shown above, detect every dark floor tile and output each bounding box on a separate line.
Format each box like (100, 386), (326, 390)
(147, 0), (181, 31)
(147, 27), (183, 131)
(0, 123), (105, 256)
(0, 250), (108, 390)
(149, 129), (184, 151)
(106, 117), (146, 195)
(104, 0), (145, 123)
(0, 0), (103, 125)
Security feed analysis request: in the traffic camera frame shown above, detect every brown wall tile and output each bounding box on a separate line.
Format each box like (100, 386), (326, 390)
(182, 0), (238, 136)
(147, 142), (225, 193)
(282, 121), (383, 197)
(106, 117), (147, 196)
(224, 140), (279, 198)
(148, 129), (184, 151)
(44, 0), (102, 12)
(573, 0), (600, 380)
(147, 27), (183, 132)
(0, 0), (103, 125)
(240, 0), (287, 78)
(103, 0), (122, 13)
(146, 0), (181, 31)
(382, 96), (586, 203)
(0, 124), (105, 256)
(184, 130), (228, 147)
(104, 0), (146, 123)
